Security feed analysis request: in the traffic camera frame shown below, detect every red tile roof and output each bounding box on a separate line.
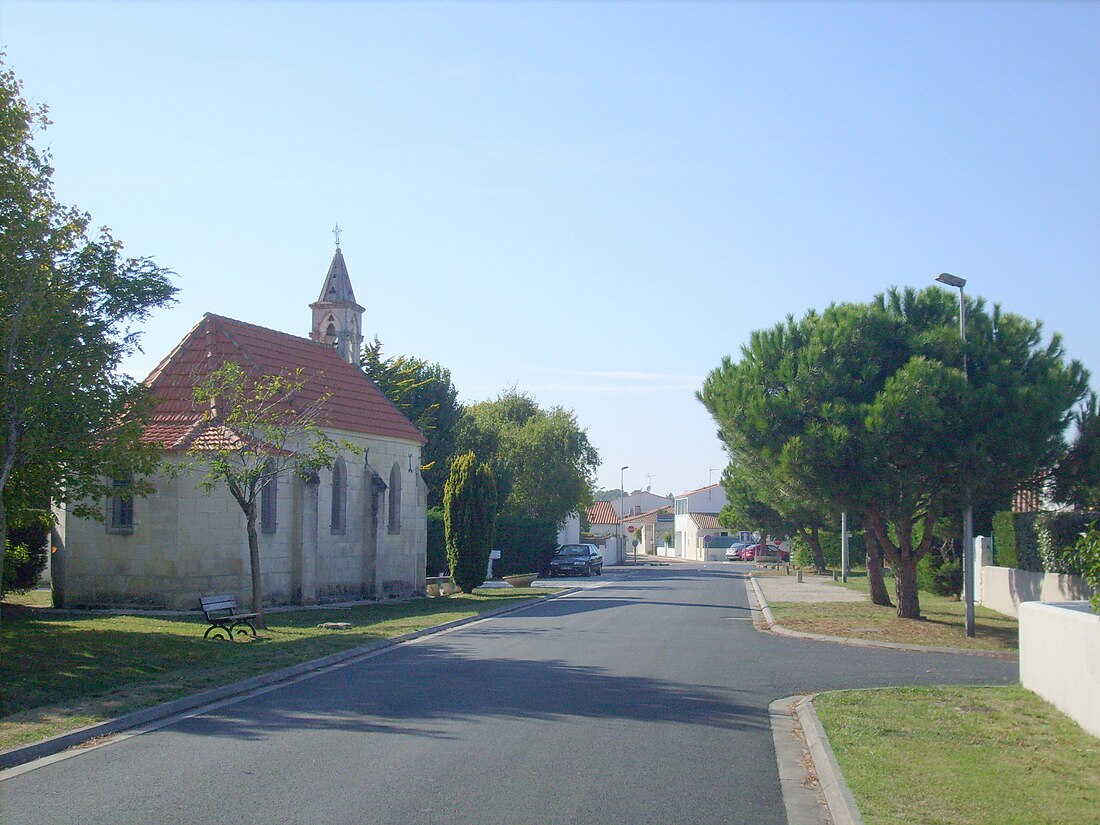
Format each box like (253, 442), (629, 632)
(690, 513), (721, 530)
(622, 505), (673, 527)
(142, 314), (425, 450)
(586, 500), (619, 525)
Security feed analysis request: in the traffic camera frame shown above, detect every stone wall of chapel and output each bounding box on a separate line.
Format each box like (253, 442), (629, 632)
(55, 433), (426, 610)
(57, 464), (251, 609)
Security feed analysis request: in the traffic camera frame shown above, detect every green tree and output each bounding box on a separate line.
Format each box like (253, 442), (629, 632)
(360, 338), (463, 508)
(457, 390), (599, 526)
(184, 362), (350, 625)
(444, 451), (498, 592)
(0, 59), (176, 587)
(717, 431), (838, 578)
(1053, 393), (1100, 509)
(699, 287), (1087, 619)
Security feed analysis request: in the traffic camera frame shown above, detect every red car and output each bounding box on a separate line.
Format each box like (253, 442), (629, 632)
(742, 543), (789, 562)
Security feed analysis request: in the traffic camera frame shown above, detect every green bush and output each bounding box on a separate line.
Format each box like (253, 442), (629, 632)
(3, 522), (50, 596)
(494, 515), (558, 576)
(1014, 512), (1043, 572)
(1035, 511), (1100, 575)
(1072, 521), (1100, 614)
(991, 510), (1018, 568)
(917, 542), (963, 598)
(426, 509), (447, 576)
(444, 452), (498, 593)
(791, 529), (859, 570)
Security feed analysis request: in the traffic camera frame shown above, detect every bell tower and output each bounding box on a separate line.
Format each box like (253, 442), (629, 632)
(310, 225), (365, 365)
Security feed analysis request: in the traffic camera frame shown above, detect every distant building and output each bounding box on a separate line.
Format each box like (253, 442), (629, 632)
(623, 506), (674, 555)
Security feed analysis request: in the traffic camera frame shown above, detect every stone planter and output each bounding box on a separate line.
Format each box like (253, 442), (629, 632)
(503, 573), (538, 588)
(1020, 600), (1100, 738)
(426, 576), (454, 596)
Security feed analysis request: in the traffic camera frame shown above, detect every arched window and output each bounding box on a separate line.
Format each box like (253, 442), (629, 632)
(388, 462), (402, 534)
(331, 457), (347, 534)
(260, 459), (277, 533)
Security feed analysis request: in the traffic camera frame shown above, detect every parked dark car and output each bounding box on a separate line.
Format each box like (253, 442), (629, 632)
(546, 543), (603, 577)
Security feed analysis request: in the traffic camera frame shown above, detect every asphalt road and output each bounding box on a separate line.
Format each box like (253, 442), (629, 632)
(1, 564), (1016, 825)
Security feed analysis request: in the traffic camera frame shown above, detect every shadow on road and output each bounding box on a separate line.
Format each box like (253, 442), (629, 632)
(175, 638), (767, 744)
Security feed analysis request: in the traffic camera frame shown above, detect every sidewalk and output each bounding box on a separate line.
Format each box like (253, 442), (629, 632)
(750, 568), (1023, 825)
(752, 570), (868, 604)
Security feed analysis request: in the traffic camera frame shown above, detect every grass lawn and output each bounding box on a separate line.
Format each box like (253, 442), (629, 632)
(813, 685), (1100, 825)
(767, 576), (1019, 652)
(0, 588), (550, 752)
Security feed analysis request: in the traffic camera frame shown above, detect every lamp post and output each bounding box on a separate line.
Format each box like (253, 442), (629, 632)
(619, 466), (629, 566)
(936, 272), (975, 638)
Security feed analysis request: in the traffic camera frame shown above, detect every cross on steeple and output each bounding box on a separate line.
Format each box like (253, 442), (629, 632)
(332, 223), (342, 247)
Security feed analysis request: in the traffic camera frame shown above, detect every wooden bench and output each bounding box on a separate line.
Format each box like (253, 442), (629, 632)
(200, 594), (259, 641)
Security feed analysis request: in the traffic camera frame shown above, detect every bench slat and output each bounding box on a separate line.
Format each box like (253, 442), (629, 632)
(200, 595), (257, 622)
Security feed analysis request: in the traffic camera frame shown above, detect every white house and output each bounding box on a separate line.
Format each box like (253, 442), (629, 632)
(671, 483), (730, 560)
(51, 245), (428, 609)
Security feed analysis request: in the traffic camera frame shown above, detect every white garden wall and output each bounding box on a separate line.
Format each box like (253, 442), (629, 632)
(1019, 601), (1100, 739)
(979, 566), (1095, 618)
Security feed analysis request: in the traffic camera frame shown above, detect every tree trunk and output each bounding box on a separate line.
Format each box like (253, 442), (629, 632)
(245, 507), (266, 628)
(806, 526), (828, 575)
(893, 554), (922, 619)
(865, 530), (893, 606)
(0, 495), (7, 600)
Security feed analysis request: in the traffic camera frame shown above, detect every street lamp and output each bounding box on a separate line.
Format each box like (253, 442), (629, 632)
(619, 466), (629, 565)
(936, 272), (975, 638)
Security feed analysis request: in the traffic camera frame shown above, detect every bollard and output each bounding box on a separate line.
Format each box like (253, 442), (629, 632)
(833, 570), (839, 582)
(797, 568), (803, 583)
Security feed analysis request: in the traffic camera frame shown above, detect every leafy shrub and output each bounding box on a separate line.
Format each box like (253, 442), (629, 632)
(494, 515), (557, 577)
(1013, 512), (1043, 572)
(917, 541), (963, 598)
(791, 528), (860, 570)
(3, 521), (50, 596)
(1035, 511), (1100, 575)
(1071, 521), (1100, 614)
(991, 510), (1017, 568)
(426, 508), (447, 576)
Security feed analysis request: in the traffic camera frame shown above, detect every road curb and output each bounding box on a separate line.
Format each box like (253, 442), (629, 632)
(769, 694), (831, 825)
(792, 694), (865, 825)
(0, 588), (578, 772)
(747, 574), (1018, 659)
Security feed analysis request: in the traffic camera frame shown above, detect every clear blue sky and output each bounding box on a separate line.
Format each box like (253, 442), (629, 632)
(4, 1), (1098, 497)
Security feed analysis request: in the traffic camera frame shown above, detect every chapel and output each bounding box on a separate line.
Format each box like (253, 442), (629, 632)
(51, 242), (428, 609)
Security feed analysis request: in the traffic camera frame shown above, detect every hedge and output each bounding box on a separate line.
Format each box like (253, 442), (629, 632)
(1035, 510), (1100, 576)
(426, 509), (558, 579)
(991, 510), (1017, 568)
(1014, 511), (1044, 572)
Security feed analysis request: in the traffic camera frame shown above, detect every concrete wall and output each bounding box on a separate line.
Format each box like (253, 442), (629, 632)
(54, 431), (425, 609)
(556, 514), (581, 546)
(1020, 601), (1100, 739)
(979, 566), (1095, 618)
